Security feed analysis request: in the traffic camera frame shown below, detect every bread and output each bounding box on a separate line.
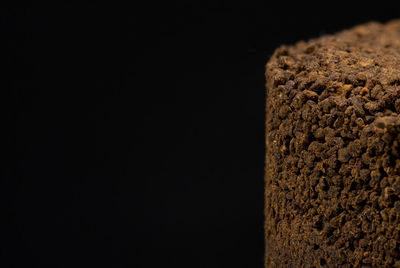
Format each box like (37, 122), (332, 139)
(265, 21), (400, 267)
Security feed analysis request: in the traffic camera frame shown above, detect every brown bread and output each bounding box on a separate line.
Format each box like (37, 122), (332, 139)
(265, 20), (400, 267)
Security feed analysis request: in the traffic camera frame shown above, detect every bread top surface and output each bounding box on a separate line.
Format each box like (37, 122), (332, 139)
(266, 20), (400, 102)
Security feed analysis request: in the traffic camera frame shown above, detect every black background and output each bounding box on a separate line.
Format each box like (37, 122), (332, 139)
(3, 2), (399, 268)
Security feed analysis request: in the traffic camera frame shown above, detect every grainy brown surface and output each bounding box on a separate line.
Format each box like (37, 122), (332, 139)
(265, 21), (400, 267)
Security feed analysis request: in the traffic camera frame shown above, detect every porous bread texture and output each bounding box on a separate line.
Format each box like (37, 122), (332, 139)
(265, 20), (400, 267)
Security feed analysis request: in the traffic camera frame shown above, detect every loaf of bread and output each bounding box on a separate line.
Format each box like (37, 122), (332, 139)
(265, 21), (400, 267)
